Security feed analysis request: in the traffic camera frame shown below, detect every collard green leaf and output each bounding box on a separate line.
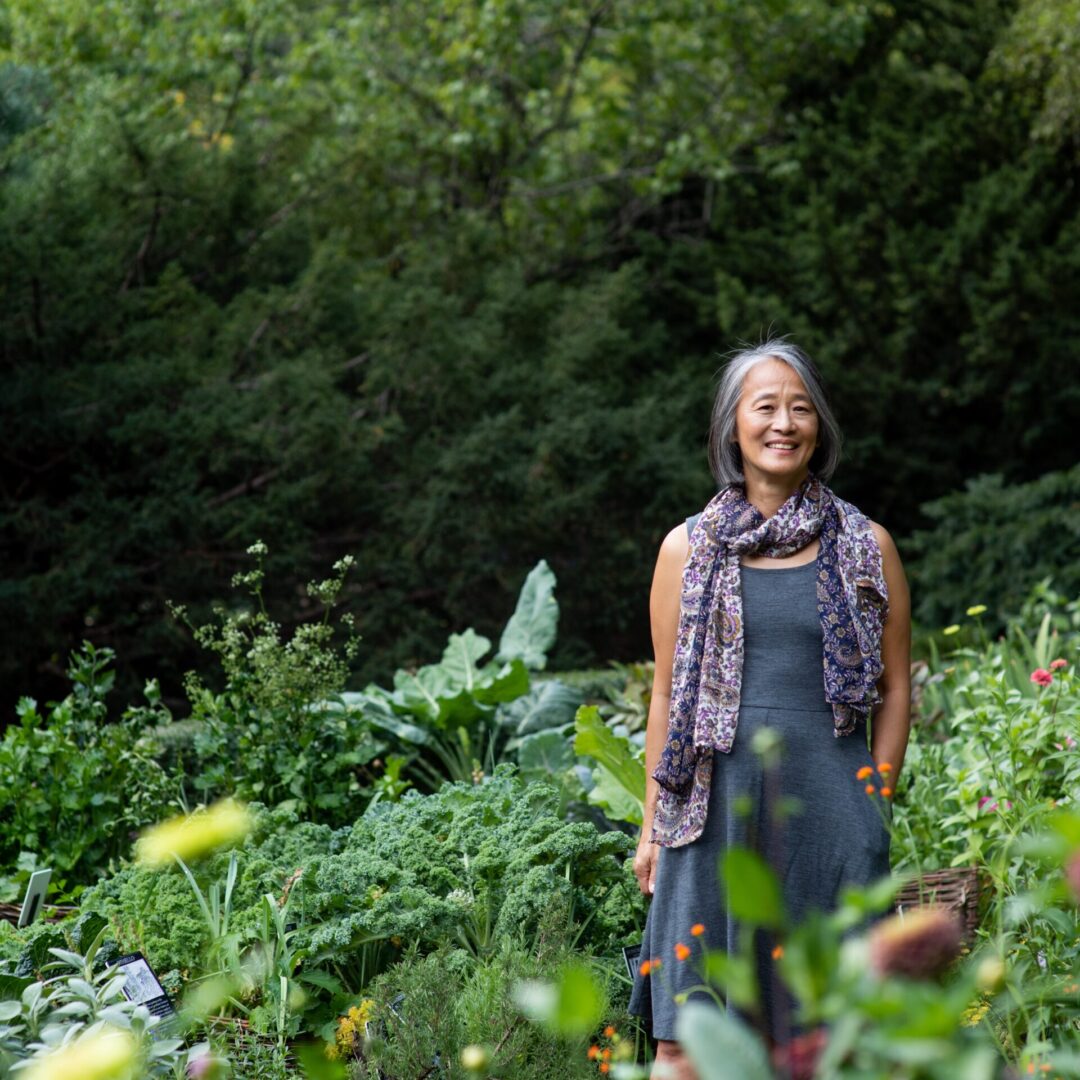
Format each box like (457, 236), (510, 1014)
(517, 730), (575, 779)
(472, 659), (530, 707)
(573, 705), (645, 825)
(496, 560), (558, 670)
(498, 679), (584, 737)
(439, 630), (492, 695)
(341, 692), (431, 747)
(587, 769), (643, 827)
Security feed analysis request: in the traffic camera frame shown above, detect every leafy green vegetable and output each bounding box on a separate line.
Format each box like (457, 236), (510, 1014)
(573, 706), (645, 826)
(497, 560), (559, 671)
(302, 768), (636, 984)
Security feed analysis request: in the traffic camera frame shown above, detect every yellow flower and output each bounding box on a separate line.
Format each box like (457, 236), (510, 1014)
(461, 1045), (490, 1071)
(136, 800), (252, 867)
(943, 625), (961, 636)
(966, 605), (987, 617)
(23, 1027), (138, 1080)
(172, 90), (186, 107)
(961, 1000), (990, 1027)
(333, 999), (376, 1058)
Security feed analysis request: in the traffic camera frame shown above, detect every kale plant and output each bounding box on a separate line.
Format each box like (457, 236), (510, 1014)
(302, 767), (643, 990)
(76, 803), (345, 977)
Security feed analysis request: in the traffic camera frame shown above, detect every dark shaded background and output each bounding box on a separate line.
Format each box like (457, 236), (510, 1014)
(2, 0), (1078, 714)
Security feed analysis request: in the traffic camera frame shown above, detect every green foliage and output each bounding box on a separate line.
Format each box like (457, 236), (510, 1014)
(0, 644), (175, 899)
(76, 804), (342, 978)
(0, 927), (203, 1078)
(5, 0), (1078, 716)
(496, 560), (560, 672)
(987, 0), (1080, 145)
(573, 705), (646, 827)
(678, 1002), (773, 1080)
(358, 936), (618, 1080)
(179, 546), (381, 825)
(70, 774), (643, 1044)
(904, 466), (1080, 633)
(895, 589), (1080, 1050)
(303, 768), (641, 989)
(334, 560), (581, 793)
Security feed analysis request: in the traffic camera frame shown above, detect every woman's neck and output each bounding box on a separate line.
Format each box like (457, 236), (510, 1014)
(744, 469), (809, 519)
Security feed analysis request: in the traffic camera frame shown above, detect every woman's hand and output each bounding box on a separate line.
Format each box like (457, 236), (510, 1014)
(633, 836), (660, 895)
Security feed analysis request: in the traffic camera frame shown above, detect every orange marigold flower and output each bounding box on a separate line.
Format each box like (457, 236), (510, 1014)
(588, 1046), (600, 1060)
(690, 923), (705, 937)
(639, 960), (652, 977)
(599, 1064), (610, 1075)
(877, 762), (892, 774)
(865, 784), (875, 795)
(604, 1026), (616, 1038)
(881, 787), (893, 798)
(772, 944), (784, 960)
(856, 765), (873, 780)
(602, 1048), (612, 1061)
(674, 942), (691, 961)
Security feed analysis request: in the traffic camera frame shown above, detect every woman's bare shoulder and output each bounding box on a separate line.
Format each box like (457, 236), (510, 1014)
(657, 522), (690, 564)
(868, 520), (904, 569)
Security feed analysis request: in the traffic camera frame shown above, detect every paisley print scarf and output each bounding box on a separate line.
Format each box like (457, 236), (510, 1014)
(651, 474), (889, 848)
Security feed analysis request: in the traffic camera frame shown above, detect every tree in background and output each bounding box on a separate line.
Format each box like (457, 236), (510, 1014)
(1, 0), (1076, 711)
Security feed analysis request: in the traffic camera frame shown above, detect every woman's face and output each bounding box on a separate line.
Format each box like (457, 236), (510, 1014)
(733, 358), (820, 486)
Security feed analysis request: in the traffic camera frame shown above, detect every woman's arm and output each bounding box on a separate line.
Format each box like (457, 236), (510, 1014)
(869, 523), (912, 783)
(633, 524), (688, 896)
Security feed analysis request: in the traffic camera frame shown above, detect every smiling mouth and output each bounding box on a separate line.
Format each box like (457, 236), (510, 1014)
(765, 443), (798, 451)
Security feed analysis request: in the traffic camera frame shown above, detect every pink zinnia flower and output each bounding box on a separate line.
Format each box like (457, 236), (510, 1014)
(1031, 668), (1053, 688)
(1050, 659), (1068, 671)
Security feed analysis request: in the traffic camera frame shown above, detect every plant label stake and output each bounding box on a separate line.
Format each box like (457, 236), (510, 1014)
(17, 868), (51, 929)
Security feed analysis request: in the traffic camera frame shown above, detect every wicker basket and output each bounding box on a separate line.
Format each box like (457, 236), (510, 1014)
(894, 866), (983, 942)
(0, 903), (76, 927)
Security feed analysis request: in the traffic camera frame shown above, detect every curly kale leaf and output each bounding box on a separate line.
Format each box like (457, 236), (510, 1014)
(305, 766), (632, 962)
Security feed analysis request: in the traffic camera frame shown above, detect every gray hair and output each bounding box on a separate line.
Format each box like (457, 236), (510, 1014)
(707, 337), (842, 486)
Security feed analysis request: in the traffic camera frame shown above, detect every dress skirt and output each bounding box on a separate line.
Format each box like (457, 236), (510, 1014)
(627, 535), (891, 1043)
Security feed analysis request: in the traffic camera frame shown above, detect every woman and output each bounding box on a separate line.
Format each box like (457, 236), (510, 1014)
(627, 339), (911, 1077)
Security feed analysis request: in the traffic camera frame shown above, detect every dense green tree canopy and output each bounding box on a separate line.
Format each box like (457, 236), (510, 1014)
(1, 0), (1077, 710)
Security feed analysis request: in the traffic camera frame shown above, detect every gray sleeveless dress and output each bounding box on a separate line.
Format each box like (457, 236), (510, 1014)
(627, 514), (890, 1043)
